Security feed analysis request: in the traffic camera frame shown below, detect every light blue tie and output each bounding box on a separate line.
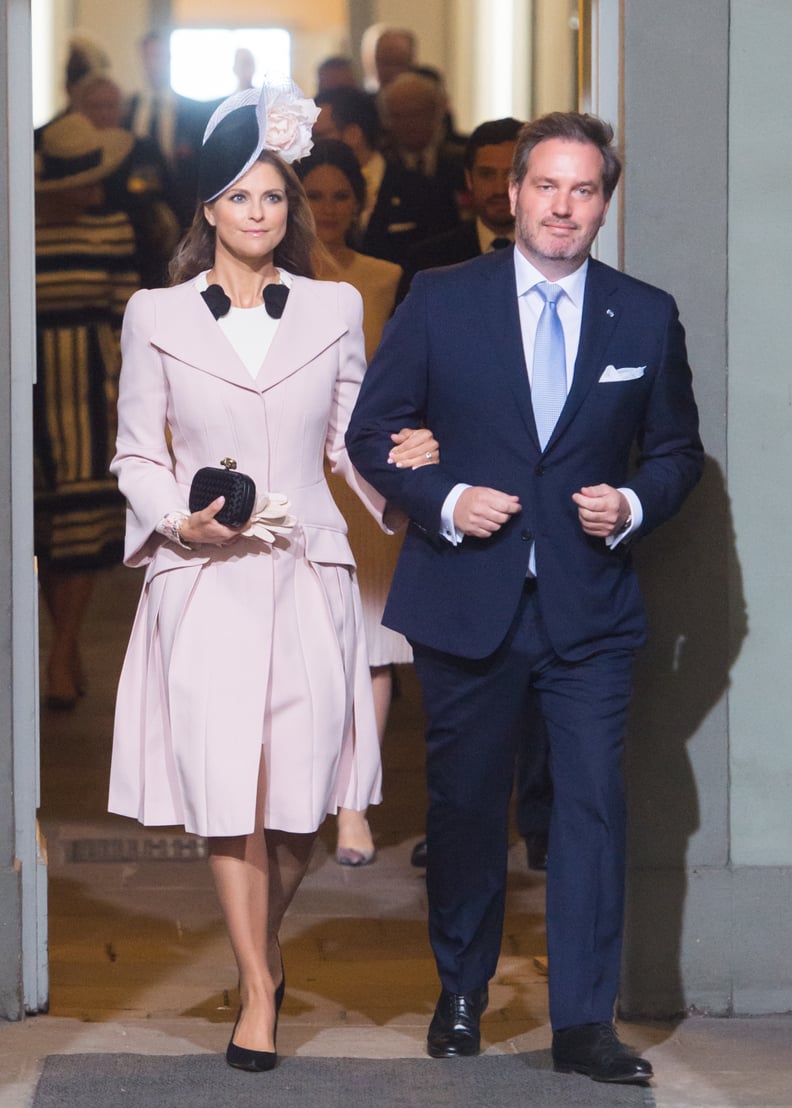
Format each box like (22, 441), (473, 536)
(531, 281), (567, 449)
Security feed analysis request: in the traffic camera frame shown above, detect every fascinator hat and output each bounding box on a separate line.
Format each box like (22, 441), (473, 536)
(198, 76), (320, 203)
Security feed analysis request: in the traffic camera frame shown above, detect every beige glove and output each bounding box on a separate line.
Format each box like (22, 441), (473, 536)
(241, 492), (296, 544)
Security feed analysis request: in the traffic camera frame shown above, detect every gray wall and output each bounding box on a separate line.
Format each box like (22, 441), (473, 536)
(0, 0), (24, 1021)
(1, 0), (43, 1020)
(619, 0), (792, 1017)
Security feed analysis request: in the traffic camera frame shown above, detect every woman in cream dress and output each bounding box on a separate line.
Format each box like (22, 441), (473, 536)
(108, 83), (437, 1073)
(297, 139), (411, 866)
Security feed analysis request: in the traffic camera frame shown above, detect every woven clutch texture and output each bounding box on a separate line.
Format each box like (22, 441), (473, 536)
(188, 459), (256, 528)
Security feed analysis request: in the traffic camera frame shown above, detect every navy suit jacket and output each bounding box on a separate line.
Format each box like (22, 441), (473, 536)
(346, 248), (703, 662)
(396, 220), (481, 302)
(359, 160), (460, 266)
(122, 93), (217, 230)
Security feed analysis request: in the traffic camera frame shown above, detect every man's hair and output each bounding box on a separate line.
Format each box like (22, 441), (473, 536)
(465, 117), (523, 172)
(314, 88), (382, 151)
(318, 55), (354, 75)
(511, 112), (622, 200)
(379, 71), (445, 121)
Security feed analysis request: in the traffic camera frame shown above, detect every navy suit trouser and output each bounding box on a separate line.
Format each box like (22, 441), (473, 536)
(515, 689), (552, 838)
(411, 583), (634, 1030)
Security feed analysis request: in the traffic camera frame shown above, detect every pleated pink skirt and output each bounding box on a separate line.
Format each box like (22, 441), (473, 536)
(109, 530), (382, 837)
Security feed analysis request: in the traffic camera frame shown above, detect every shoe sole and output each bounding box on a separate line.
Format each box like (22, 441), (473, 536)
(553, 1063), (652, 1084)
(427, 1041), (480, 1058)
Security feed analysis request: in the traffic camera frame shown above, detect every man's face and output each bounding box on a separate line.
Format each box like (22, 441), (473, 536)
(318, 63), (357, 92)
(141, 38), (170, 91)
(466, 141), (516, 232)
(78, 81), (123, 129)
(509, 137), (610, 278)
(384, 85), (438, 153)
(312, 105), (342, 141)
(375, 32), (413, 88)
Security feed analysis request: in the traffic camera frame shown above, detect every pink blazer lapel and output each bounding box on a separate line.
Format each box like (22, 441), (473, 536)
(150, 279), (258, 391)
(150, 275), (348, 393)
(254, 275), (347, 391)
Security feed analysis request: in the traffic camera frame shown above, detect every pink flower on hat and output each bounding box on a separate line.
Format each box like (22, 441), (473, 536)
(264, 93), (319, 163)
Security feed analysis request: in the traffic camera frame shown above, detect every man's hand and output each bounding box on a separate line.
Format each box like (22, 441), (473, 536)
(453, 487), (521, 538)
(572, 484), (630, 538)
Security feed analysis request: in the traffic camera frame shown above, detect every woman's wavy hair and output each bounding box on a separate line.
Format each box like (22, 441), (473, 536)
(169, 150), (317, 285)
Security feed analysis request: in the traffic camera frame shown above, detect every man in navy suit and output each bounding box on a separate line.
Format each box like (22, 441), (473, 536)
(400, 117), (554, 873)
(347, 112), (703, 1085)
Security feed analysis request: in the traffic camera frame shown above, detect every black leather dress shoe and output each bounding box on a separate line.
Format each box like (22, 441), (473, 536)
(524, 832), (548, 871)
(427, 986), (489, 1058)
(552, 1022), (653, 1083)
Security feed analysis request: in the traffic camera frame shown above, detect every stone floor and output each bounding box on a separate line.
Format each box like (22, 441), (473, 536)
(1, 567), (792, 1107)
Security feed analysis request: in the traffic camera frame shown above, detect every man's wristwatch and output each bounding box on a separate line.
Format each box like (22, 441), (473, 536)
(618, 513), (633, 535)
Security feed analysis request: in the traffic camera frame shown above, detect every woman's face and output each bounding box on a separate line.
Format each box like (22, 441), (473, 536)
(204, 159), (289, 266)
(302, 164), (359, 248)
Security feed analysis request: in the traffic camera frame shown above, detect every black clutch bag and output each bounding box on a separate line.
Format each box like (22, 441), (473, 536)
(188, 458), (256, 528)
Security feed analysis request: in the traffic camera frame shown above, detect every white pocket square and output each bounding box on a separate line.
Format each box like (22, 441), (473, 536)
(599, 364), (646, 382)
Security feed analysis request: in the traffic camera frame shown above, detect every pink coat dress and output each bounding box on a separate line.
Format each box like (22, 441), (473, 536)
(108, 274), (384, 837)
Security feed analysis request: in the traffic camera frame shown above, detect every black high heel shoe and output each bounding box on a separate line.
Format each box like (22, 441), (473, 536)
(274, 960), (285, 1016)
(225, 1008), (277, 1073)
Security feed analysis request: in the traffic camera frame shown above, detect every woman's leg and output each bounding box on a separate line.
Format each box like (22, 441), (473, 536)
(38, 565), (95, 705)
(209, 754), (318, 1051)
(336, 663), (391, 864)
(208, 756), (275, 1051)
(265, 829), (317, 984)
(370, 663), (394, 741)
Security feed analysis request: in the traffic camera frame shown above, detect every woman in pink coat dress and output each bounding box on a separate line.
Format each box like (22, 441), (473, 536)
(108, 78), (437, 1073)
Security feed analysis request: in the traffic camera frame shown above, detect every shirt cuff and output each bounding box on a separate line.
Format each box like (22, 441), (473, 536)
(440, 483), (469, 545)
(157, 510), (192, 549)
(606, 487), (643, 549)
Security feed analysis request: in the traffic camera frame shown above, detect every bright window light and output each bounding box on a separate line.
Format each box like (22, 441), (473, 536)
(170, 28), (291, 101)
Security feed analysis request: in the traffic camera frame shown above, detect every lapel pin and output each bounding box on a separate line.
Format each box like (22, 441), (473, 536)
(606, 308), (615, 317)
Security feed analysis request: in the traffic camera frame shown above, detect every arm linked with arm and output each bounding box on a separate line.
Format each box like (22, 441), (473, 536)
(346, 273), (456, 535)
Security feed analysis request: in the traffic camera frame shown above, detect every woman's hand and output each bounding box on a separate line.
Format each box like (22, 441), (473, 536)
(178, 498), (250, 546)
(387, 426), (440, 469)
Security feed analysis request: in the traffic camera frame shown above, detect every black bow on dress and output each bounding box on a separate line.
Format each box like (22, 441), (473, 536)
(201, 282), (289, 320)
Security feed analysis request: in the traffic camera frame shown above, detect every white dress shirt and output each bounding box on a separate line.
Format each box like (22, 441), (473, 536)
(477, 220), (513, 253)
(360, 151), (386, 232)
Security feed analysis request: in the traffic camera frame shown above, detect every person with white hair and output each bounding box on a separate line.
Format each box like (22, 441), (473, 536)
(360, 23), (416, 91)
(366, 70), (466, 258)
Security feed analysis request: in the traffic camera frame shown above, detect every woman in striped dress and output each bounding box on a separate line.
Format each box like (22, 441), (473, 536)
(34, 112), (140, 708)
